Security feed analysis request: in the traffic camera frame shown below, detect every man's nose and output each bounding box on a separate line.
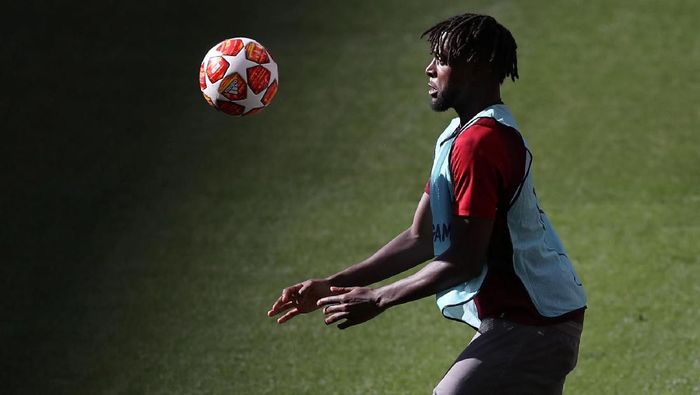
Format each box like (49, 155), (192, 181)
(425, 58), (436, 77)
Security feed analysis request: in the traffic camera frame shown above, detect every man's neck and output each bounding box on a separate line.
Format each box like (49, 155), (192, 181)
(455, 89), (502, 126)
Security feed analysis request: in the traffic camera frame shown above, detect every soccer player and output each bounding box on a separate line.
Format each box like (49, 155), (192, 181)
(268, 13), (586, 394)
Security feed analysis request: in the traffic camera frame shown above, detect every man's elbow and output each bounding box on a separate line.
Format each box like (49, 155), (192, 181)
(429, 258), (482, 293)
(406, 226), (432, 246)
(440, 249), (485, 281)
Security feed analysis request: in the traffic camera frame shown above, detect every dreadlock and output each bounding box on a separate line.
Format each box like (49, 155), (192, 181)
(421, 13), (519, 83)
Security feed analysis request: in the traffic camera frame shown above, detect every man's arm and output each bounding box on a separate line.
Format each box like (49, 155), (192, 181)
(267, 193), (434, 323)
(319, 215), (492, 329)
(326, 192), (434, 287)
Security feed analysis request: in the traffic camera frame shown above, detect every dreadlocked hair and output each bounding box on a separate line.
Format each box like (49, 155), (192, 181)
(421, 13), (519, 83)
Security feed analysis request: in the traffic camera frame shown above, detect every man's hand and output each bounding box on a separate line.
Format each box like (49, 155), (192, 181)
(317, 286), (385, 329)
(267, 279), (333, 324)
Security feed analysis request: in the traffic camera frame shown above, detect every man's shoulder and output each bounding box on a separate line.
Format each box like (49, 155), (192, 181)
(469, 117), (517, 137)
(455, 117), (522, 153)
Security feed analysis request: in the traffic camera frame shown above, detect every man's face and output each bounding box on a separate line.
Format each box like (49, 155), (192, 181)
(425, 55), (479, 112)
(426, 56), (461, 112)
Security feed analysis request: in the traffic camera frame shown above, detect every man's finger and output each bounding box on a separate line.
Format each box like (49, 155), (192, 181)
(322, 303), (347, 316)
(267, 300), (294, 317)
(280, 283), (304, 303)
(317, 295), (342, 306)
(269, 283), (304, 316)
(269, 292), (294, 315)
(329, 286), (354, 294)
(269, 284), (302, 312)
(298, 282), (311, 295)
(268, 296), (285, 315)
(324, 312), (349, 325)
(277, 307), (301, 324)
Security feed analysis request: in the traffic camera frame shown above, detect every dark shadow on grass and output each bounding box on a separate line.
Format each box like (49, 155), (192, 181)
(0, 2), (281, 392)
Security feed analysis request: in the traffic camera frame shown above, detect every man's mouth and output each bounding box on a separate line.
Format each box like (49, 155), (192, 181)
(428, 83), (437, 96)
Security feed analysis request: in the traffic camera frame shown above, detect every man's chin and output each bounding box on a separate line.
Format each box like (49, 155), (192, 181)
(430, 98), (450, 112)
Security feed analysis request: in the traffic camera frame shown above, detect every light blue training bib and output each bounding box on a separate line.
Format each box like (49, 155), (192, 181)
(429, 105), (586, 328)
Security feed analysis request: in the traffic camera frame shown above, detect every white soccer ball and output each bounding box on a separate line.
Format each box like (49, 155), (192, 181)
(199, 37), (279, 116)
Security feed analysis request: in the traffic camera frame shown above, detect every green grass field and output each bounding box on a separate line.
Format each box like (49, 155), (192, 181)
(2, 0), (699, 393)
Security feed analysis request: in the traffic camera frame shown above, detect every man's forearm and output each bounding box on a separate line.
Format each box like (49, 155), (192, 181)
(375, 256), (482, 310)
(374, 216), (491, 309)
(326, 228), (434, 287)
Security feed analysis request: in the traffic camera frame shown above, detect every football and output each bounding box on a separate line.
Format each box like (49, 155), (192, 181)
(199, 37), (279, 116)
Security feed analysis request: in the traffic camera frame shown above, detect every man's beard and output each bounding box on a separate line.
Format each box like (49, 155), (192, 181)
(430, 88), (457, 112)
